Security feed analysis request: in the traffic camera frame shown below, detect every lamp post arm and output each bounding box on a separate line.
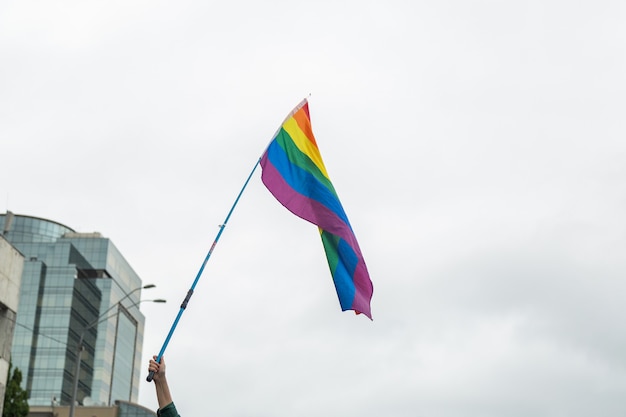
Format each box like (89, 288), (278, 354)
(83, 287), (143, 331)
(92, 298), (166, 328)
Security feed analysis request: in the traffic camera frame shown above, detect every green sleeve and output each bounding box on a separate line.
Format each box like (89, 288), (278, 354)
(156, 402), (180, 417)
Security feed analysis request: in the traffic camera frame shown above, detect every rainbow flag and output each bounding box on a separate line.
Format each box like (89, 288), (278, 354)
(260, 99), (373, 319)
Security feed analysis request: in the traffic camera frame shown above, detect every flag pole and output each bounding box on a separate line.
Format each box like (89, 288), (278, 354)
(146, 157), (262, 382)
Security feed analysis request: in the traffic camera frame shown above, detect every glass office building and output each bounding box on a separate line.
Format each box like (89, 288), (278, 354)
(0, 213), (146, 407)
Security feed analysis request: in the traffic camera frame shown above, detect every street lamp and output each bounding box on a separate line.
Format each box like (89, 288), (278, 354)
(68, 284), (158, 417)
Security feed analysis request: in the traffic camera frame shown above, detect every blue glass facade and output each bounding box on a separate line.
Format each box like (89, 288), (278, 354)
(1, 214), (145, 407)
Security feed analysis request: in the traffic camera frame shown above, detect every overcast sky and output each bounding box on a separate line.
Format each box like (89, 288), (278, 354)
(1, 1), (625, 416)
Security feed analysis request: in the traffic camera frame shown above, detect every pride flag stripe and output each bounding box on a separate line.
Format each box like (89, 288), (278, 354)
(266, 133), (350, 229)
(320, 231), (358, 311)
(283, 117), (331, 182)
(261, 144), (351, 240)
(273, 127), (337, 200)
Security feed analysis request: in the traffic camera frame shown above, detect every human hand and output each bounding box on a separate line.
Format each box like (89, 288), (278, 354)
(148, 355), (166, 382)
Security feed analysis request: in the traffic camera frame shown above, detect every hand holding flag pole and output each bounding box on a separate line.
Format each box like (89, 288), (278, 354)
(146, 158), (261, 382)
(147, 97), (373, 381)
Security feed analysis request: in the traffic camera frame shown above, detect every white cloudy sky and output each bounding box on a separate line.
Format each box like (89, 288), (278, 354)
(1, 1), (625, 416)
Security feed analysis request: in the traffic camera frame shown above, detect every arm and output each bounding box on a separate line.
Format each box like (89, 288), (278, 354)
(148, 356), (174, 409)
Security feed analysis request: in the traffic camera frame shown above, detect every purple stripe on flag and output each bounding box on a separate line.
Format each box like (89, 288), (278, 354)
(261, 156), (361, 252)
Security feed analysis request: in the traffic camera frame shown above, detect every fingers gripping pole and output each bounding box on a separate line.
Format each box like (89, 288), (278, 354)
(146, 158), (261, 382)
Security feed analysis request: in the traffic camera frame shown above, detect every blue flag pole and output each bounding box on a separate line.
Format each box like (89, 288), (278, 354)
(146, 157), (262, 382)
